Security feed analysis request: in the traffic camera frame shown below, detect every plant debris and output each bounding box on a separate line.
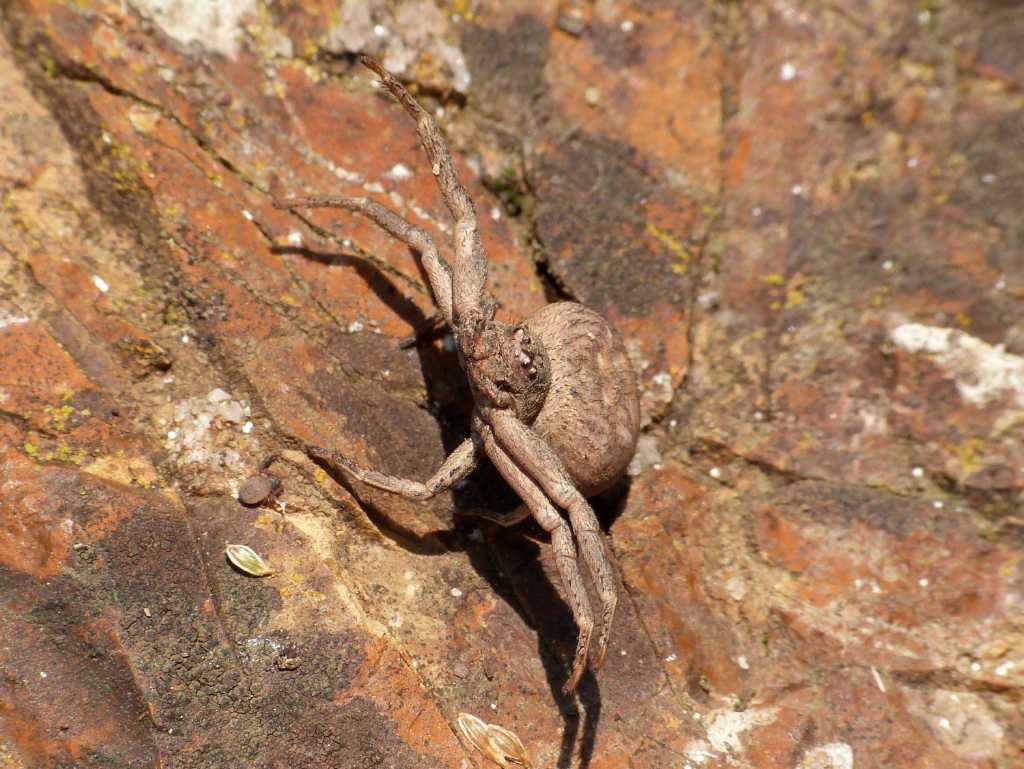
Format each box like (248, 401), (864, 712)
(225, 544), (275, 577)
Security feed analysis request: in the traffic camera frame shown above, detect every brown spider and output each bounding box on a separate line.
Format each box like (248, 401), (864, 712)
(274, 57), (640, 693)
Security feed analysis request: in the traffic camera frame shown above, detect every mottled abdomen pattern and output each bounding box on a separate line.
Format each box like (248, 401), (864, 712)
(525, 302), (640, 497)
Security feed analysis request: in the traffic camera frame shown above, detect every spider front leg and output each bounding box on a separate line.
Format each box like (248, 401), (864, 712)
(273, 195), (454, 326)
(478, 422), (595, 693)
(361, 56), (492, 347)
(310, 434), (479, 501)
(486, 410), (619, 673)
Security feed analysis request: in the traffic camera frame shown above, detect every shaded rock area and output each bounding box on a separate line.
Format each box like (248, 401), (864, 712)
(0, 1), (1021, 768)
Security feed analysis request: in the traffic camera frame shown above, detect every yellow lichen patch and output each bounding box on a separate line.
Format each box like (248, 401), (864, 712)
(763, 273), (785, 286)
(50, 444), (86, 465)
(313, 466), (329, 487)
(446, 0), (474, 19)
(786, 287), (806, 307)
(34, 43), (59, 78)
(953, 437), (986, 475)
(645, 222), (691, 274)
(45, 403), (75, 432)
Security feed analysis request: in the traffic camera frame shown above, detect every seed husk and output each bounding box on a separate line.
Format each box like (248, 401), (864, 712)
(456, 712), (533, 768)
(225, 544), (275, 577)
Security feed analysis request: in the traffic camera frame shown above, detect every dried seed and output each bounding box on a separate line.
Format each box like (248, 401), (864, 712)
(225, 544), (275, 577)
(456, 713), (533, 768)
(457, 713), (491, 754)
(486, 724), (533, 768)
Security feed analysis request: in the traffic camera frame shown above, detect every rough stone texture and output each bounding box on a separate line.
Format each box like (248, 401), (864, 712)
(0, 1), (1021, 768)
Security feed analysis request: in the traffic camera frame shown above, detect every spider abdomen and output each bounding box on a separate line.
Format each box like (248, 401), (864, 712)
(524, 302), (640, 497)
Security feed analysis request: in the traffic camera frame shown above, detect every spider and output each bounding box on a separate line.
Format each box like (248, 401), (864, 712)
(274, 57), (640, 693)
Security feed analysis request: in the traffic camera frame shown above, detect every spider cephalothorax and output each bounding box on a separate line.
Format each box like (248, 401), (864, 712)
(275, 57), (640, 693)
(464, 320), (550, 420)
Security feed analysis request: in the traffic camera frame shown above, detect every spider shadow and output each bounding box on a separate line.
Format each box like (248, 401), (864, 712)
(451, 467), (634, 769)
(271, 243), (447, 348)
(273, 241), (474, 553)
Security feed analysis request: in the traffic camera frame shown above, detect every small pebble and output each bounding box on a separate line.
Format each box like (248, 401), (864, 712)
(557, 13), (586, 37)
(207, 388), (230, 403)
(388, 163), (412, 180)
(780, 62), (796, 81)
(239, 475), (275, 505)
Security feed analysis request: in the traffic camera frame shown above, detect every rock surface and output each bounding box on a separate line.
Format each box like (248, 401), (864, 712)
(0, 1), (1021, 768)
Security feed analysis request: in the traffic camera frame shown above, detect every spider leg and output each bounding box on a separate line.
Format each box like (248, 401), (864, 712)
(468, 506), (531, 527)
(361, 56), (490, 342)
(274, 195), (454, 327)
(479, 424), (594, 693)
(310, 435), (479, 500)
(487, 410), (619, 672)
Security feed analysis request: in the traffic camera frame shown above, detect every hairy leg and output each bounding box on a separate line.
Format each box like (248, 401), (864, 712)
(274, 195), (454, 326)
(479, 425), (594, 693)
(361, 56), (490, 337)
(311, 435), (478, 500)
(487, 409), (618, 671)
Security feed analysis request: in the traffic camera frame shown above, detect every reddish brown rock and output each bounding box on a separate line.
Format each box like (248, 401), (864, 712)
(0, 1), (1021, 768)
